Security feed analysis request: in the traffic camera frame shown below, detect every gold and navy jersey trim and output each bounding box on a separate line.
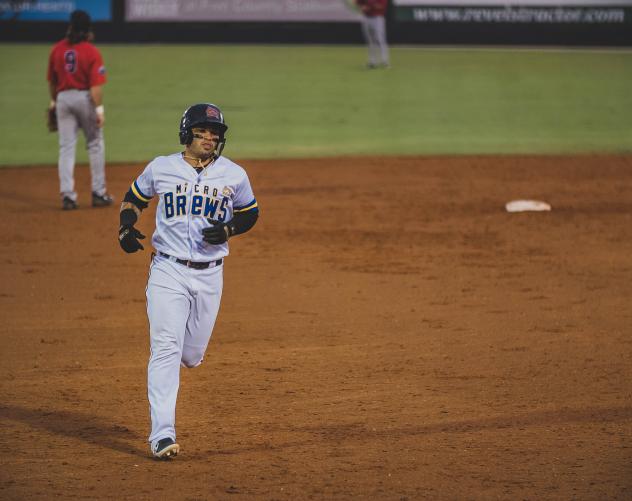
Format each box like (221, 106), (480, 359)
(234, 198), (258, 213)
(130, 181), (152, 203)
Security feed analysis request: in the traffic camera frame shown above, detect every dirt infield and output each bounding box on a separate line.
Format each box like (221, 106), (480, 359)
(1, 155), (631, 500)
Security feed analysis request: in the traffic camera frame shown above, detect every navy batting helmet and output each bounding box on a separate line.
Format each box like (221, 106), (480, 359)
(179, 103), (228, 146)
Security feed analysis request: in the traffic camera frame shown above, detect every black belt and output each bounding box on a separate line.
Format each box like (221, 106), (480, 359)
(159, 252), (222, 270)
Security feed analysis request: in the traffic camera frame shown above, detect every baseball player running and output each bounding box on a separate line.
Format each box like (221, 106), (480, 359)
(118, 103), (259, 459)
(47, 9), (112, 210)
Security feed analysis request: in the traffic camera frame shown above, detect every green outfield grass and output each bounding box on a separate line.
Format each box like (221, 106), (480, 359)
(1, 44), (631, 165)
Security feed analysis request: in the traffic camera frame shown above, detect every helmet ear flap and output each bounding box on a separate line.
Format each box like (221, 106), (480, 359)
(179, 106), (193, 145)
(179, 128), (193, 145)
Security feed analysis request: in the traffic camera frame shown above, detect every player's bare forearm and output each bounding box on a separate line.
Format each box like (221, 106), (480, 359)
(90, 86), (105, 127)
(120, 201), (141, 218)
(89, 85), (103, 107)
(48, 81), (57, 102)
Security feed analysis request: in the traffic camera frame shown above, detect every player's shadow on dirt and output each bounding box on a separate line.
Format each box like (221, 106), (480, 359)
(0, 404), (146, 457)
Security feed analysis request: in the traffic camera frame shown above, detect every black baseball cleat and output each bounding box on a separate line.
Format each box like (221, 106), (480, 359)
(62, 196), (78, 210)
(152, 438), (180, 460)
(92, 192), (114, 207)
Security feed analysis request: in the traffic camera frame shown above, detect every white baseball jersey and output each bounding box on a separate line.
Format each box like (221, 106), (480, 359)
(130, 152), (257, 261)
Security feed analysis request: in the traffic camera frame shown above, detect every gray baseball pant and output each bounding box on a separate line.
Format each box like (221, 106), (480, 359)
(362, 15), (389, 66)
(56, 89), (106, 201)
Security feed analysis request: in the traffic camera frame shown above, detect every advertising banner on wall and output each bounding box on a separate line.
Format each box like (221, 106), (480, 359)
(125, 0), (362, 22)
(0, 0), (112, 21)
(393, 0), (632, 23)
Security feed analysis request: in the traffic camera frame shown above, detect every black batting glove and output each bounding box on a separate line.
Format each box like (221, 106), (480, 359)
(202, 219), (234, 245)
(119, 225), (145, 253)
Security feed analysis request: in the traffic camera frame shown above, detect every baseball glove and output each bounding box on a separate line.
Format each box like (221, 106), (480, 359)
(47, 106), (58, 132)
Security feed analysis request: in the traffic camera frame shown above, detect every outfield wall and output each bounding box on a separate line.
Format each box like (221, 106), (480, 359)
(1, 0), (630, 46)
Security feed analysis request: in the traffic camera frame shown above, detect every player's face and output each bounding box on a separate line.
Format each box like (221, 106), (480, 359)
(189, 126), (220, 159)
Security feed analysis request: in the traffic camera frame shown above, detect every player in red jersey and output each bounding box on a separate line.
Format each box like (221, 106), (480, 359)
(47, 10), (113, 210)
(355, 0), (390, 69)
